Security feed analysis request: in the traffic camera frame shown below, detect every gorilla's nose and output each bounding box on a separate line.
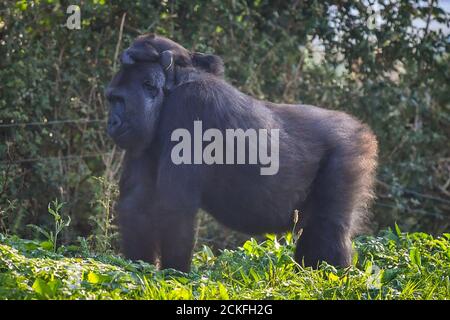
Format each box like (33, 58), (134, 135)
(107, 114), (122, 136)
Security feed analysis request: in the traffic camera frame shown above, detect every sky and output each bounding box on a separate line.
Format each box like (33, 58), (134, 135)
(414, 0), (450, 34)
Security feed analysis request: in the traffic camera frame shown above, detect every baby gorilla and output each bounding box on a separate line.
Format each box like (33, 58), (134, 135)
(106, 35), (378, 272)
(120, 33), (224, 86)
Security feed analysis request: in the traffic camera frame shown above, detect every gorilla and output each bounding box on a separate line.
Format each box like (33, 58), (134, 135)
(106, 34), (378, 272)
(121, 34), (224, 78)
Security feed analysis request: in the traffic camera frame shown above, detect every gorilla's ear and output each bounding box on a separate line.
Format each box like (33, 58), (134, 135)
(191, 53), (224, 77)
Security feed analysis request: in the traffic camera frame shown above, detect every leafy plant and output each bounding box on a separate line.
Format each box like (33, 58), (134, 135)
(0, 230), (449, 300)
(0, 199), (16, 235)
(27, 199), (71, 252)
(89, 176), (119, 253)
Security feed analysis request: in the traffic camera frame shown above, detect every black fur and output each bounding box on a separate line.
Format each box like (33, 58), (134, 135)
(106, 36), (378, 272)
(122, 33), (224, 76)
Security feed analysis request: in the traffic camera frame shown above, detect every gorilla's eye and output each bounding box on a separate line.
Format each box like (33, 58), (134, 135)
(143, 80), (159, 98)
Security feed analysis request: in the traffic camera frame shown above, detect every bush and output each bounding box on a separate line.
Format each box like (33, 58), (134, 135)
(0, 230), (449, 299)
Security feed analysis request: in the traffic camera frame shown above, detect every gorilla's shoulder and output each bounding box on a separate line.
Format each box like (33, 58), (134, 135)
(161, 75), (255, 129)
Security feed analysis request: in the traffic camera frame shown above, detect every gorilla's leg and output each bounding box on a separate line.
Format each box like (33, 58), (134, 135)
(295, 153), (353, 267)
(295, 136), (376, 268)
(155, 159), (204, 272)
(118, 211), (160, 263)
(159, 209), (197, 272)
(294, 220), (352, 268)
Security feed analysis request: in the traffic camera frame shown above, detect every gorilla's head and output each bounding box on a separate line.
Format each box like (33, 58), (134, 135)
(106, 62), (166, 151)
(106, 34), (224, 152)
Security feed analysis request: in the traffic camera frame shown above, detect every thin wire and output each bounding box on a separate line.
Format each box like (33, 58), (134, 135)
(0, 152), (113, 165)
(0, 119), (107, 128)
(375, 202), (443, 218)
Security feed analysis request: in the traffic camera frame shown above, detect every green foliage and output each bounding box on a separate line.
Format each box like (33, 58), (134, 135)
(0, 231), (449, 299)
(27, 199), (71, 252)
(0, 0), (448, 250)
(0, 199), (16, 235)
(88, 176), (119, 254)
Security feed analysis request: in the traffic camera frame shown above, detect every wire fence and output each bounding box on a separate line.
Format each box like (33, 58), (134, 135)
(0, 118), (111, 165)
(0, 118), (107, 128)
(0, 152), (113, 165)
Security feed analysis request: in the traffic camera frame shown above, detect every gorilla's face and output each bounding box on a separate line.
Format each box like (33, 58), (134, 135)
(106, 62), (166, 151)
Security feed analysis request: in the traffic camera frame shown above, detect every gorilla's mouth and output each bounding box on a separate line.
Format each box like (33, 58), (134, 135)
(109, 127), (131, 144)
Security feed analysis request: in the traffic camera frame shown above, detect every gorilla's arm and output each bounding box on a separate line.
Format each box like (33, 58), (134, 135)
(116, 152), (161, 263)
(117, 143), (201, 271)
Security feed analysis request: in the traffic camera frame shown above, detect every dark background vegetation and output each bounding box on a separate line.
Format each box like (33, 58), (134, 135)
(0, 0), (449, 252)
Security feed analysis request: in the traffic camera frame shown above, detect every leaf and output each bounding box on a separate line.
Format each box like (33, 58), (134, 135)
(285, 232), (292, 245)
(394, 223), (402, 237)
(32, 278), (53, 297)
(47, 279), (61, 293)
(176, 277), (189, 285)
(27, 224), (51, 240)
(239, 269), (251, 284)
(40, 241), (53, 251)
(242, 241), (253, 254)
(382, 269), (399, 284)
(23, 241), (40, 251)
(87, 272), (101, 284)
(249, 268), (260, 282)
(265, 234), (275, 241)
(328, 273), (340, 282)
(352, 250), (359, 266)
(87, 272), (110, 284)
(409, 247), (422, 267)
(202, 245), (215, 260)
(64, 216), (71, 227)
(218, 282), (229, 299)
(364, 260), (373, 274)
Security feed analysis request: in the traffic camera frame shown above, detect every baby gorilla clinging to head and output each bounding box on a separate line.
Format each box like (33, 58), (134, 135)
(120, 33), (224, 88)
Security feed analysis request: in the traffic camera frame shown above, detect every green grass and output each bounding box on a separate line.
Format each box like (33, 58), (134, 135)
(1, 230), (449, 300)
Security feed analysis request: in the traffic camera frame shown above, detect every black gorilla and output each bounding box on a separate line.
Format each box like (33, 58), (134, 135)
(106, 34), (378, 272)
(121, 34), (224, 77)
